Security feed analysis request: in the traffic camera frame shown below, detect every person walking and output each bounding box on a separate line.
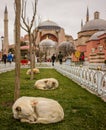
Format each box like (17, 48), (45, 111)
(7, 52), (13, 64)
(58, 51), (63, 64)
(51, 54), (56, 66)
(2, 53), (7, 64)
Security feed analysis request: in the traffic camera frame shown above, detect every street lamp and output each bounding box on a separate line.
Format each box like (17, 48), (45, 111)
(1, 36), (4, 56)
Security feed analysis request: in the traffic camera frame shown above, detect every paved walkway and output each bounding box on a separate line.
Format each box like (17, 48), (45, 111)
(0, 62), (53, 73)
(0, 62), (15, 73)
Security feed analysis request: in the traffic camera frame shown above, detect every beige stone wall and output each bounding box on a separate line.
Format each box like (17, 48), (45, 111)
(65, 35), (74, 43)
(78, 30), (97, 38)
(76, 30), (98, 46)
(35, 28), (66, 45)
(58, 28), (66, 43)
(41, 30), (57, 37)
(36, 31), (41, 45)
(78, 37), (89, 45)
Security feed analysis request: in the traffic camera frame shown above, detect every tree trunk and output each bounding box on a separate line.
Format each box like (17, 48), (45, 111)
(14, 0), (21, 101)
(29, 33), (34, 80)
(33, 51), (35, 68)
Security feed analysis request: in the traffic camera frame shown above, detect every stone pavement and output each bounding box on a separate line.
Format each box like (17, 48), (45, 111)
(0, 62), (53, 73)
(0, 62), (15, 73)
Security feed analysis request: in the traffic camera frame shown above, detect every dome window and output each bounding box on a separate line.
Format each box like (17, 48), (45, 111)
(94, 11), (100, 19)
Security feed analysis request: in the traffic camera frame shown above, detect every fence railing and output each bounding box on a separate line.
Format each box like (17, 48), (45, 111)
(54, 64), (106, 97)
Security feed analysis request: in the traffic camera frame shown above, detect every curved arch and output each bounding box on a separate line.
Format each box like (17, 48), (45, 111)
(101, 73), (106, 93)
(81, 69), (87, 79)
(89, 70), (95, 82)
(91, 71), (104, 92)
(93, 71), (104, 84)
(40, 34), (58, 42)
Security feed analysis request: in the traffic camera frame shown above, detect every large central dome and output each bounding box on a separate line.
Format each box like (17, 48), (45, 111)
(39, 20), (58, 26)
(81, 19), (106, 31)
(38, 20), (61, 30)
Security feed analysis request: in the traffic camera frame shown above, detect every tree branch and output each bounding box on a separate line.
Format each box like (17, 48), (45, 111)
(29, 1), (37, 30)
(20, 23), (28, 32)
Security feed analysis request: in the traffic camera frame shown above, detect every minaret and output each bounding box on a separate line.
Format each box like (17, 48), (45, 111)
(86, 7), (89, 23)
(4, 6), (9, 54)
(81, 19), (83, 30)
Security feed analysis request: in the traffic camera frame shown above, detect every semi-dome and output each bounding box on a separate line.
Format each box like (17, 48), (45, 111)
(39, 39), (56, 47)
(38, 20), (61, 30)
(59, 41), (74, 47)
(89, 31), (105, 40)
(58, 41), (75, 52)
(81, 19), (106, 31)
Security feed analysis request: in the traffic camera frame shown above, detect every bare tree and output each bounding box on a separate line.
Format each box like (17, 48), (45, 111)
(14, 0), (21, 101)
(31, 29), (39, 68)
(31, 15), (42, 67)
(21, 0), (37, 80)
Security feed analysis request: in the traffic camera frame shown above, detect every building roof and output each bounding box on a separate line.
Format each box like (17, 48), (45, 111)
(58, 41), (75, 49)
(38, 20), (61, 30)
(81, 19), (106, 31)
(39, 20), (58, 26)
(89, 31), (105, 40)
(59, 41), (73, 46)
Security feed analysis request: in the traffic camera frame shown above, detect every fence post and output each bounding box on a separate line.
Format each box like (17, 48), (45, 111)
(97, 71), (103, 95)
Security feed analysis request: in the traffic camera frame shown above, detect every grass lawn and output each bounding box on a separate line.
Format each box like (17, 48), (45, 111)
(0, 68), (106, 130)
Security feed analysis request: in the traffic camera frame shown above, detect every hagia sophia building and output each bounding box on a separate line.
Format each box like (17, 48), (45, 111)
(20, 19), (74, 61)
(1, 6), (106, 66)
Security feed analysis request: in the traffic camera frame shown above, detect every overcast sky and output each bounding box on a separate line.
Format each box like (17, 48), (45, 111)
(0, 0), (106, 49)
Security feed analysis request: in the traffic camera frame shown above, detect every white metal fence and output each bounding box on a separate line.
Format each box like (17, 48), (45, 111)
(54, 64), (106, 97)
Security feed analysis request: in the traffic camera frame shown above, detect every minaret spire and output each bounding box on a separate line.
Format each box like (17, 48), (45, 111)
(86, 6), (89, 23)
(5, 6), (7, 14)
(81, 19), (83, 30)
(4, 5), (9, 54)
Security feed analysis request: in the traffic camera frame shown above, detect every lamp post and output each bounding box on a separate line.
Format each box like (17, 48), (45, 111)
(1, 36), (4, 57)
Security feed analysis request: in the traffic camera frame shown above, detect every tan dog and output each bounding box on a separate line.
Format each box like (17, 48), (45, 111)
(26, 68), (40, 75)
(34, 78), (59, 90)
(12, 96), (64, 124)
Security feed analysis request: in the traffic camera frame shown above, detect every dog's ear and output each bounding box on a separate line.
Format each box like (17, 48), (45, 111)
(31, 101), (38, 117)
(31, 101), (38, 107)
(15, 106), (21, 112)
(44, 80), (48, 83)
(52, 82), (56, 86)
